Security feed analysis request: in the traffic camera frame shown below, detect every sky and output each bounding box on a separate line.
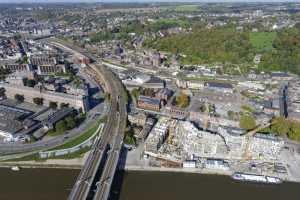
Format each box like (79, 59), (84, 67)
(0, 0), (298, 3)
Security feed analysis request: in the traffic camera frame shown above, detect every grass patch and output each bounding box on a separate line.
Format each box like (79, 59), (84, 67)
(180, 74), (238, 84)
(174, 5), (200, 12)
(50, 117), (106, 151)
(250, 32), (277, 52)
(241, 105), (255, 113)
(3, 153), (46, 162)
(49, 147), (90, 160)
(155, 19), (190, 28)
(241, 90), (263, 100)
(47, 129), (64, 137)
(3, 147), (91, 162)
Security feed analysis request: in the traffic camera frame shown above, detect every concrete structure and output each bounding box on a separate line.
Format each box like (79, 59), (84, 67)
(137, 95), (161, 111)
(205, 159), (230, 171)
(30, 56), (57, 66)
(145, 117), (169, 154)
(249, 134), (284, 160)
(134, 117), (155, 143)
(205, 82), (234, 93)
(128, 112), (147, 126)
(155, 88), (173, 102)
(0, 63), (32, 72)
(183, 160), (196, 168)
(42, 108), (74, 129)
(0, 83), (89, 113)
(37, 64), (67, 75)
(0, 104), (33, 142)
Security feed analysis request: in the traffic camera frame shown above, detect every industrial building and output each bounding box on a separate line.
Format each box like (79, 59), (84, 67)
(204, 82), (234, 93)
(0, 104), (33, 141)
(137, 95), (161, 111)
(37, 64), (67, 75)
(0, 83), (89, 113)
(0, 63), (32, 72)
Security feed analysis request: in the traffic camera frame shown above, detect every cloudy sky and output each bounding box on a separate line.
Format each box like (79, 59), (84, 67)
(0, 0), (298, 3)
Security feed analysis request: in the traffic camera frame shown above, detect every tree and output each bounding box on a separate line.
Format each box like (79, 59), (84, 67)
(142, 88), (156, 97)
(0, 68), (10, 80)
(65, 116), (76, 129)
(60, 103), (69, 108)
(33, 97), (43, 106)
(55, 120), (67, 133)
(199, 104), (206, 113)
(22, 78), (28, 86)
(0, 88), (5, 97)
(104, 93), (111, 101)
(239, 114), (256, 130)
(49, 101), (58, 109)
(288, 123), (300, 141)
(124, 135), (135, 145)
(228, 110), (239, 120)
(14, 94), (24, 103)
(174, 92), (190, 108)
(26, 79), (36, 87)
(241, 105), (254, 113)
(23, 78), (36, 87)
(131, 88), (140, 100)
(208, 104), (215, 113)
(271, 117), (291, 136)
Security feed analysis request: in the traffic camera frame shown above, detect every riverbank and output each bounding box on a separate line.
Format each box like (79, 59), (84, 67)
(124, 164), (300, 184)
(124, 165), (232, 176)
(0, 152), (88, 170)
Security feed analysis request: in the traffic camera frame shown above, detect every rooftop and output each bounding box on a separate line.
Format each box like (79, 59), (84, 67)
(138, 95), (161, 105)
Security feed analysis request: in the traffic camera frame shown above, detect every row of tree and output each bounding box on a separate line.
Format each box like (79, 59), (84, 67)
(270, 117), (300, 141)
(14, 94), (69, 109)
(53, 114), (77, 136)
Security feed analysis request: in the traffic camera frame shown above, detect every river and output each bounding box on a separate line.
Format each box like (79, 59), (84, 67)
(0, 168), (299, 200)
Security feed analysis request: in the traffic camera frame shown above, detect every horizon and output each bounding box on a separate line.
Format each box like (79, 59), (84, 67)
(0, 0), (299, 4)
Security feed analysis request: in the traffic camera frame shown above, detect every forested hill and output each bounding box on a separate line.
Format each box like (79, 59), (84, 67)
(259, 28), (300, 74)
(144, 27), (254, 65)
(144, 26), (300, 74)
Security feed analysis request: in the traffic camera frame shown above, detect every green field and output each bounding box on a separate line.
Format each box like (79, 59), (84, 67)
(156, 19), (190, 28)
(250, 32), (277, 52)
(50, 125), (98, 150)
(174, 5), (200, 12)
(50, 117), (106, 151)
(3, 147), (91, 162)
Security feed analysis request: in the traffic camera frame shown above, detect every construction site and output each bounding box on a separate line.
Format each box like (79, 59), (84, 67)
(143, 116), (288, 180)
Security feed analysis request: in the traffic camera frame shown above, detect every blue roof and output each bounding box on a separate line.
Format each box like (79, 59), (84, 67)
(205, 82), (233, 89)
(138, 95), (161, 105)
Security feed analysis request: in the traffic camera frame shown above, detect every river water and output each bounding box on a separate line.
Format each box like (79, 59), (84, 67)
(0, 168), (299, 200)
